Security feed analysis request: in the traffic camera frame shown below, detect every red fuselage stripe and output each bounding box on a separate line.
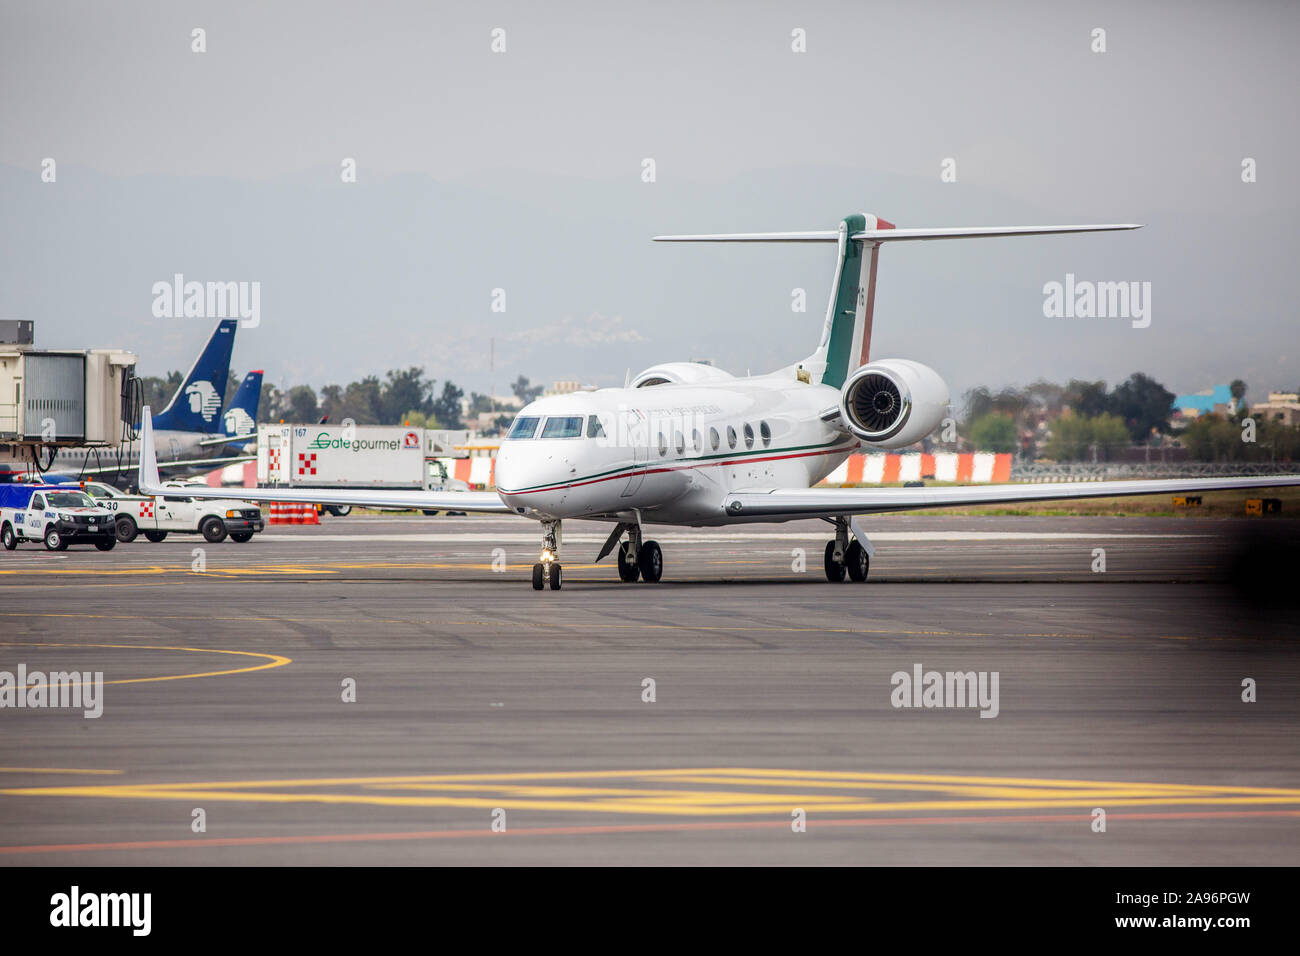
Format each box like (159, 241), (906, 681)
(498, 443), (857, 497)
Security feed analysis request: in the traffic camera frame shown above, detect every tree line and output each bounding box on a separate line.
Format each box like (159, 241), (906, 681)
(135, 369), (550, 433)
(961, 373), (1297, 462)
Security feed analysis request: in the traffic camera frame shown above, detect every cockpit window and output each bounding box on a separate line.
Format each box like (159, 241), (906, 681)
(541, 416), (583, 439)
(587, 415), (606, 439)
(507, 416), (541, 440)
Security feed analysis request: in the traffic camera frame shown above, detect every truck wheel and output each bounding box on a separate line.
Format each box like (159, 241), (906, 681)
(143, 530), (168, 543)
(115, 515), (138, 543)
(95, 537), (117, 551)
(229, 532), (253, 543)
(201, 517), (228, 543)
(1, 524), (16, 550)
(326, 505), (351, 517)
(44, 528), (68, 551)
(422, 510), (440, 516)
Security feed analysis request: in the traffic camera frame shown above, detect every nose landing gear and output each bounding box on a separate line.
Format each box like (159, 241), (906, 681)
(532, 519), (564, 590)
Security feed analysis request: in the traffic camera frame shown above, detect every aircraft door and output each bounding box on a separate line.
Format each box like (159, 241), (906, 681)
(620, 408), (647, 497)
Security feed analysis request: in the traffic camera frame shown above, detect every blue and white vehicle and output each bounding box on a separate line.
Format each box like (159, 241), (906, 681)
(0, 484), (117, 551)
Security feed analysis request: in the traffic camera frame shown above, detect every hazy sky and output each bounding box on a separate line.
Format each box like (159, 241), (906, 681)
(2, 0), (1297, 406)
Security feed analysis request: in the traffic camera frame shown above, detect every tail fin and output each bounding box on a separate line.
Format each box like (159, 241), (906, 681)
(222, 370), (263, 439)
(151, 319), (238, 432)
(654, 216), (1140, 389)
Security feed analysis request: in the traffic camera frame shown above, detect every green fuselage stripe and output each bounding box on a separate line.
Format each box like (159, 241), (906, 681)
(498, 437), (853, 494)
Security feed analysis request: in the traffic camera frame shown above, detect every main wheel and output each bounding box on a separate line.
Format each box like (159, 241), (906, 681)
(845, 540), (870, 582)
(1, 524), (16, 550)
(617, 544), (640, 582)
(638, 540), (663, 583)
(143, 530), (167, 543)
(229, 532), (253, 543)
(532, 562), (545, 590)
(549, 562), (563, 590)
(44, 528), (68, 552)
(823, 541), (845, 582)
(95, 537), (117, 551)
(201, 516), (228, 543)
(115, 515), (138, 543)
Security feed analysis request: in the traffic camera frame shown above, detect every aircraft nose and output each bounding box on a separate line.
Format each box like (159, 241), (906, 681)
(495, 444), (520, 495)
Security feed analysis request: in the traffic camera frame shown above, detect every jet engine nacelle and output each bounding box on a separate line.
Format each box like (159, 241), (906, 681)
(839, 358), (950, 449)
(631, 362), (735, 388)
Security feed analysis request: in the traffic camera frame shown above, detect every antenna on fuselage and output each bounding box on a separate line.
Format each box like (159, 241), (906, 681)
(624, 368), (631, 388)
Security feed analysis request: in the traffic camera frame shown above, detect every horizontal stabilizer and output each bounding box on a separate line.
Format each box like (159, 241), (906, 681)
(654, 224), (1141, 243)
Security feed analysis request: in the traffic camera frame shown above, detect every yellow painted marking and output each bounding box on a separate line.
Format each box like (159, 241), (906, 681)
(0, 768), (123, 775)
(5, 768), (1299, 818)
(0, 642), (291, 687)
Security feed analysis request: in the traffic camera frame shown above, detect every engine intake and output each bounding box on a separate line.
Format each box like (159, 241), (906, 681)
(840, 359), (949, 449)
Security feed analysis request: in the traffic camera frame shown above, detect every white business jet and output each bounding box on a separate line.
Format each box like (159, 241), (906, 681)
(136, 213), (1300, 590)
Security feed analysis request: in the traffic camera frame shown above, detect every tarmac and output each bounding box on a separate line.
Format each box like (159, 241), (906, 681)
(1, 513), (1297, 865)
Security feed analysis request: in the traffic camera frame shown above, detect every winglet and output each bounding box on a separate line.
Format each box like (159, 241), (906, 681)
(138, 406), (163, 495)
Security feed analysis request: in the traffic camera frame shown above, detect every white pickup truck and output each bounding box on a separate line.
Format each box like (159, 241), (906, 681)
(0, 484), (118, 551)
(81, 480), (264, 544)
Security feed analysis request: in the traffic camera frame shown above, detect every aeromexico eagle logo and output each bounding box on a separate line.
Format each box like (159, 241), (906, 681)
(223, 407), (255, 436)
(184, 381), (222, 422)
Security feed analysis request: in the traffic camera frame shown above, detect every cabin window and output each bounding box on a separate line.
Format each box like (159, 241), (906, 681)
(540, 416), (583, 439)
(658, 433), (667, 456)
(743, 423), (755, 449)
(507, 416), (541, 440)
(726, 426), (737, 450)
(674, 431), (685, 455)
(586, 415), (606, 439)
(709, 427), (721, 451)
(760, 421), (772, 447)
(31, 494), (45, 510)
(691, 429), (702, 452)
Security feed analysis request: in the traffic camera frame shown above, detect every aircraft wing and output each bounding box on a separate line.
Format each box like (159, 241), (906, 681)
(196, 433), (256, 448)
(68, 453), (256, 477)
(722, 475), (1300, 519)
(136, 408), (512, 514)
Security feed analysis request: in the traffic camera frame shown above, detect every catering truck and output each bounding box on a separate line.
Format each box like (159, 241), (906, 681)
(256, 424), (469, 516)
(79, 480), (264, 543)
(0, 484), (118, 551)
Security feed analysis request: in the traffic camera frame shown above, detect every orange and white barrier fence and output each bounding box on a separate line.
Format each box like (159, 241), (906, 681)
(267, 501), (320, 525)
(445, 457), (495, 488)
(818, 452), (1012, 486)
(434, 453), (1010, 490)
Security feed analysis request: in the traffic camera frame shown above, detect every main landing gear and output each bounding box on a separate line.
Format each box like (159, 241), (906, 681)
(532, 519), (564, 590)
(599, 520), (663, 584)
(824, 516), (871, 583)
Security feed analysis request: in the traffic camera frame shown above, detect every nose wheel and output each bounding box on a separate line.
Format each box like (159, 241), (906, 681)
(532, 519), (564, 590)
